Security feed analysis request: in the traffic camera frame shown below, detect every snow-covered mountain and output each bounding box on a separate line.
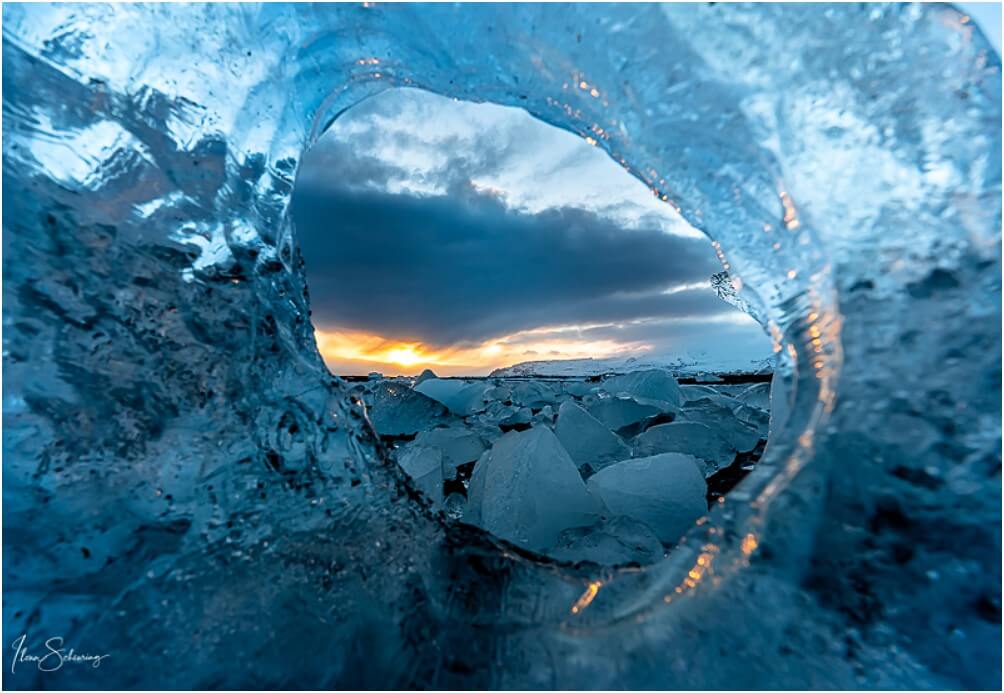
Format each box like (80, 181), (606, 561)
(490, 353), (774, 378)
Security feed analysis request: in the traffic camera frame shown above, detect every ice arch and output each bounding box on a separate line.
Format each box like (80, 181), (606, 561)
(2, 4), (999, 689)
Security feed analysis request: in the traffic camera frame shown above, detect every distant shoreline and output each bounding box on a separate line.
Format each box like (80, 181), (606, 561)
(335, 371), (773, 385)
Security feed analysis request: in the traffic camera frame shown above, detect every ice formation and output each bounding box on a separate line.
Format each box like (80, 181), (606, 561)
(554, 400), (631, 473)
(359, 371), (751, 565)
(586, 453), (708, 545)
(414, 377), (490, 415)
(737, 381), (771, 411)
(600, 368), (683, 411)
(679, 397), (764, 452)
(633, 421), (736, 476)
(2, 3), (1000, 689)
(397, 445), (445, 505)
(408, 426), (486, 476)
(362, 380), (453, 437)
(586, 396), (663, 432)
(465, 427), (604, 552)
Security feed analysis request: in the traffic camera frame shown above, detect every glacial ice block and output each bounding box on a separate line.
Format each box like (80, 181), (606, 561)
(601, 369), (682, 411)
(679, 398), (762, 452)
(397, 446), (445, 504)
(633, 422), (736, 476)
(679, 384), (723, 403)
(737, 382), (770, 410)
(364, 380), (453, 437)
(587, 453), (707, 544)
(409, 426), (486, 477)
(587, 397), (663, 432)
(554, 401), (630, 474)
(415, 368), (438, 385)
(414, 378), (489, 415)
(510, 380), (558, 407)
(465, 427), (604, 551)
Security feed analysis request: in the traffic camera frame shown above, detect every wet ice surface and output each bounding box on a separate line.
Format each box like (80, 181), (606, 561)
(357, 369), (770, 565)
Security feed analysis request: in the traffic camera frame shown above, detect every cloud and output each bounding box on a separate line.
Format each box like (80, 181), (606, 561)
(291, 183), (726, 347)
(297, 87), (704, 233)
(291, 86), (769, 365)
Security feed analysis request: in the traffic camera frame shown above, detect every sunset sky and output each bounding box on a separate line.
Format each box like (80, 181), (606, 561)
(292, 88), (771, 375)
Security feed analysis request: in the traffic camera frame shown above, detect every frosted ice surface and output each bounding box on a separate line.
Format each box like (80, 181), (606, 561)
(554, 401), (630, 473)
(465, 427), (603, 551)
(587, 453), (707, 544)
(550, 515), (664, 566)
(601, 370), (682, 411)
(633, 422), (735, 476)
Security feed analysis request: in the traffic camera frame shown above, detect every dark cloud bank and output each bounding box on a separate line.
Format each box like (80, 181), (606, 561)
(291, 181), (727, 347)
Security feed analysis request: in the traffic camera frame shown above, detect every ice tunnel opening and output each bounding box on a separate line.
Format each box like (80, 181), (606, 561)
(290, 87), (781, 566)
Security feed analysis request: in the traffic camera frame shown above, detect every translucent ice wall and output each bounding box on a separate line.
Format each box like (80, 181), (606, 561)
(3, 3), (1000, 689)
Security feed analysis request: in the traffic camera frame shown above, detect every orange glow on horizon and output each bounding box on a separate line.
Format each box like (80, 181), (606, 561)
(313, 325), (652, 375)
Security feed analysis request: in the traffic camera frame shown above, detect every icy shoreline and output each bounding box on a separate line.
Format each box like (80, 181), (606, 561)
(348, 369), (771, 565)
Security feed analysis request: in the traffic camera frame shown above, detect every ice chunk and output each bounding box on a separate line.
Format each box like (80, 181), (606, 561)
(415, 368), (438, 385)
(587, 453), (707, 544)
(484, 384), (512, 402)
(499, 407), (533, 432)
(465, 421), (505, 447)
(473, 399), (518, 423)
(510, 380), (558, 407)
(680, 384), (723, 403)
(554, 401), (630, 473)
(443, 492), (467, 520)
(414, 378), (490, 415)
(410, 426), (486, 476)
(561, 380), (597, 398)
(465, 427), (603, 551)
(732, 402), (770, 437)
(600, 369), (682, 411)
(550, 515), (664, 566)
(587, 397), (663, 432)
(737, 382), (770, 410)
(396, 446), (444, 504)
(633, 421), (736, 476)
(531, 404), (555, 427)
(679, 399), (762, 452)
(363, 380), (453, 437)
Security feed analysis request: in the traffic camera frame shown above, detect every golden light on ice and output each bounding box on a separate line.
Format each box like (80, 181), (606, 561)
(570, 580), (603, 615)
